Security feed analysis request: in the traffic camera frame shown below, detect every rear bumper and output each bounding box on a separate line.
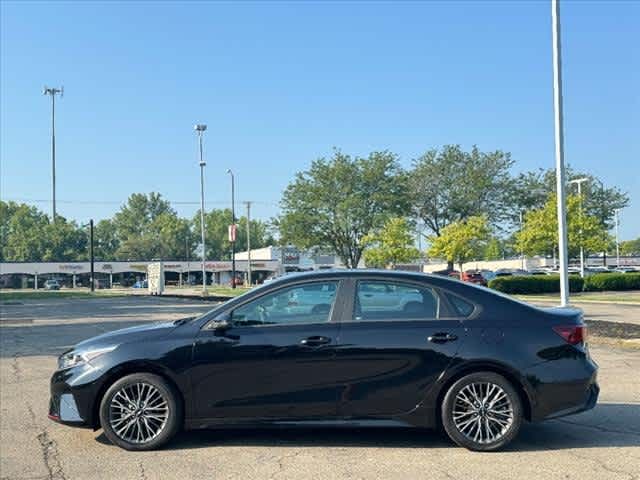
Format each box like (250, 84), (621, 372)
(542, 382), (599, 420)
(526, 353), (599, 422)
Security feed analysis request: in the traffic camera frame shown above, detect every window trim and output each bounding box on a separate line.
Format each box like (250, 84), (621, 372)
(204, 279), (344, 329)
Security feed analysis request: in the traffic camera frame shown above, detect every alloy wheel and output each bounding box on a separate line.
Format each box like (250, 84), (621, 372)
(451, 381), (514, 444)
(109, 382), (169, 444)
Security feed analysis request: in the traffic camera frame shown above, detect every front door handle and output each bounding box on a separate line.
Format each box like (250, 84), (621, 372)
(428, 332), (458, 343)
(300, 336), (331, 347)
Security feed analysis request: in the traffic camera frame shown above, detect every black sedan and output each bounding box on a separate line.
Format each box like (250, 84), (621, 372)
(49, 270), (598, 451)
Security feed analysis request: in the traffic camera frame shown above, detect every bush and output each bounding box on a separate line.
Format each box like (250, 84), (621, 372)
(583, 273), (640, 292)
(488, 275), (584, 294)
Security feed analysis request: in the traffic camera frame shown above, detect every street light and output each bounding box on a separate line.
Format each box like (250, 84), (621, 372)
(569, 177), (589, 277)
(226, 169), (237, 289)
(194, 124), (207, 294)
(615, 208), (621, 267)
(43, 85), (63, 221)
(551, 0), (570, 306)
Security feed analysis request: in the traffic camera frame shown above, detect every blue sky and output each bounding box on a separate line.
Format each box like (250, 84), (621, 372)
(1, 0), (638, 238)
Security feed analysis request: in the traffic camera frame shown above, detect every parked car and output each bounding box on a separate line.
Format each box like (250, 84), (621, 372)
(131, 280), (148, 289)
(448, 270), (487, 286)
(493, 269), (513, 277)
(44, 279), (61, 290)
(479, 269), (496, 282)
(615, 266), (639, 273)
(49, 270), (598, 452)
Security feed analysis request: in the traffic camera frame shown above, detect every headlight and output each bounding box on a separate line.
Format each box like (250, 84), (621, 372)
(57, 346), (117, 370)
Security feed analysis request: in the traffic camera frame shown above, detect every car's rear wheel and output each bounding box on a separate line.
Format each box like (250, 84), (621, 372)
(99, 373), (181, 451)
(441, 372), (522, 451)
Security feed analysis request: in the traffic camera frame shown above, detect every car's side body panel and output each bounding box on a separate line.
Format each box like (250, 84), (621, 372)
(48, 270), (599, 437)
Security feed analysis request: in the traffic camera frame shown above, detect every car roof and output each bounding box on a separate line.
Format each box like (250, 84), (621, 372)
(269, 269), (474, 291)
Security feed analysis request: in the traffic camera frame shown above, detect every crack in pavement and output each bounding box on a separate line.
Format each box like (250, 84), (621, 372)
(268, 450), (303, 480)
(138, 461), (148, 480)
(565, 450), (639, 480)
(36, 430), (67, 480)
(11, 351), (67, 480)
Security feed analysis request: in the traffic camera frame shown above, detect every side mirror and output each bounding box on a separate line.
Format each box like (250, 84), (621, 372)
(212, 319), (230, 331)
(209, 313), (232, 333)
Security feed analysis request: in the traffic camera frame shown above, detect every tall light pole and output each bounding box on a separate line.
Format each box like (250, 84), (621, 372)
(569, 177), (589, 277)
(519, 210), (525, 271)
(551, 0), (570, 306)
(593, 178), (608, 266)
(615, 208), (621, 267)
(194, 124), (208, 294)
(226, 169), (237, 289)
(43, 86), (63, 221)
(244, 201), (252, 286)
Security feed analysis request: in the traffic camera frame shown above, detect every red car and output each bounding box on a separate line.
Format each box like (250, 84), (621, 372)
(448, 270), (488, 286)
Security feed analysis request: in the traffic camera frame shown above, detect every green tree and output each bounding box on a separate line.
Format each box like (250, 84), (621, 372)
(408, 145), (514, 237)
(93, 219), (120, 260)
(1, 201), (49, 261)
(0, 201), (87, 262)
(427, 215), (491, 272)
(193, 208), (275, 260)
(515, 193), (611, 258)
(363, 217), (420, 268)
(483, 237), (503, 261)
(41, 217), (88, 261)
(113, 192), (183, 260)
(511, 168), (629, 232)
(620, 238), (640, 256)
(278, 150), (408, 268)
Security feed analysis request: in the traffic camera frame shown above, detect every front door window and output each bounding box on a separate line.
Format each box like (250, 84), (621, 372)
(232, 281), (338, 326)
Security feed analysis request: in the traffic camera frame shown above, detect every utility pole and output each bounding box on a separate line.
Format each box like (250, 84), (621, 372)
(227, 169), (237, 289)
(551, 0), (570, 306)
(245, 201), (252, 285)
(43, 86), (63, 221)
(90, 219), (95, 292)
(194, 124), (208, 294)
(569, 177), (589, 277)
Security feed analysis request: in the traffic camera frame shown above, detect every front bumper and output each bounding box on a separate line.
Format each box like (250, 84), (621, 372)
(48, 364), (104, 428)
(48, 392), (86, 426)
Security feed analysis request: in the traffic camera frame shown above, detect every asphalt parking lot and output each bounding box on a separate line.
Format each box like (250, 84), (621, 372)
(1, 296), (639, 480)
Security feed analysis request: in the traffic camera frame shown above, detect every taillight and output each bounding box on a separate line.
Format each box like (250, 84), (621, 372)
(553, 325), (587, 345)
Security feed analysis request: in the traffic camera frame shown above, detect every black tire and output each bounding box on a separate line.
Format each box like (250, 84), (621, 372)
(99, 373), (181, 451)
(441, 371), (522, 452)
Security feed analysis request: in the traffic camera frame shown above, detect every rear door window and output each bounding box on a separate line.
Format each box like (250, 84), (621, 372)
(354, 281), (440, 321)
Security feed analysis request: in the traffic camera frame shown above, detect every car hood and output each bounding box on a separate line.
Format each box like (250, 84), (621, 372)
(73, 321), (177, 351)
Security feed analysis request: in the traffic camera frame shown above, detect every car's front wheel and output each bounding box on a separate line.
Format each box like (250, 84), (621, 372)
(441, 371), (522, 451)
(99, 373), (181, 451)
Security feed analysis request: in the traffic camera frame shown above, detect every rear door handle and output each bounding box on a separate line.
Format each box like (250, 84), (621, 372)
(428, 332), (458, 343)
(300, 336), (331, 347)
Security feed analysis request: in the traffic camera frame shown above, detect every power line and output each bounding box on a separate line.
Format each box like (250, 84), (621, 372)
(4, 197), (280, 207)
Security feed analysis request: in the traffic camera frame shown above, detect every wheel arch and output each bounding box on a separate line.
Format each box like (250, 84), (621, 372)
(435, 361), (534, 424)
(90, 361), (186, 429)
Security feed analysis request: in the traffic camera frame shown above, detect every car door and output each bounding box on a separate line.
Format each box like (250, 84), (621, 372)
(335, 278), (466, 418)
(190, 279), (346, 422)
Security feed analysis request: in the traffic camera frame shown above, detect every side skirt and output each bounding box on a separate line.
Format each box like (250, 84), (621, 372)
(185, 418), (421, 431)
